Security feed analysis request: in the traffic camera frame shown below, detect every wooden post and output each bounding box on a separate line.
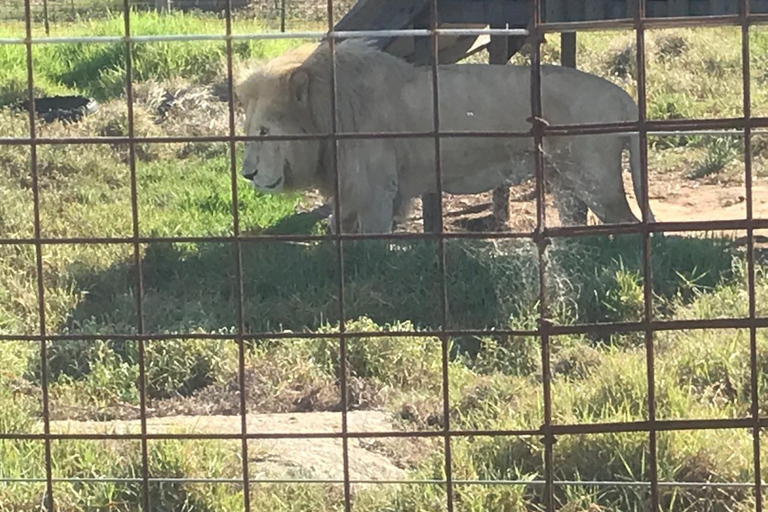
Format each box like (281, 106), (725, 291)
(42, 0), (50, 35)
(489, 29), (511, 230)
(561, 32), (576, 69)
(413, 15), (443, 234)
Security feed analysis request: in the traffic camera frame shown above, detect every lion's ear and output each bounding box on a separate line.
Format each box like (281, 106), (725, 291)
(289, 69), (310, 104)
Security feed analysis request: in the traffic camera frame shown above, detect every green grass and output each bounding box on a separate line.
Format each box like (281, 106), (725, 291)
(2, 10), (768, 512)
(0, 10), (313, 104)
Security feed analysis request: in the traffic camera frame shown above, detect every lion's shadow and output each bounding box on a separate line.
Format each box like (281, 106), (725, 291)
(62, 222), (743, 337)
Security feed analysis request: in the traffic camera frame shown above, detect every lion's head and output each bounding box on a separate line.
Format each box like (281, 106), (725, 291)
(236, 44), (327, 194)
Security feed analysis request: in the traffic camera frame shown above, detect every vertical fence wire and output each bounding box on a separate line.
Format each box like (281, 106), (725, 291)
(742, 1), (763, 510)
(634, 0), (660, 510)
(120, 2), (151, 511)
(529, 1), (554, 509)
(425, 0), (457, 510)
(22, 0), (54, 509)
(324, 0), (353, 509)
(223, 0), (252, 510)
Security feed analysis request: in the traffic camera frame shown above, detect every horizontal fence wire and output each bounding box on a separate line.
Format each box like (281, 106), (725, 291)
(4, 0), (768, 511)
(0, 477), (759, 488)
(4, 415), (768, 440)
(0, 121), (766, 144)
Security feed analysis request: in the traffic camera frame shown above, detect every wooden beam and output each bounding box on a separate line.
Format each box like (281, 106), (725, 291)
(561, 32), (577, 69)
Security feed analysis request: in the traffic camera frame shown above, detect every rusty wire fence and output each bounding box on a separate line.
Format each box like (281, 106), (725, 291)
(0, 0), (353, 31)
(3, 0), (768, 510)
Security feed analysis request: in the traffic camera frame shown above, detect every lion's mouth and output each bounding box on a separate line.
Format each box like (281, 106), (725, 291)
(263, 176), (283, 190)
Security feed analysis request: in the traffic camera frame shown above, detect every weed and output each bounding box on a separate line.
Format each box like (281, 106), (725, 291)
(687, 136), (743, 179)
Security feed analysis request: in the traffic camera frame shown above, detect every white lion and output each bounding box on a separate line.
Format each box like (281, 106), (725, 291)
(236, 40), (655, 233)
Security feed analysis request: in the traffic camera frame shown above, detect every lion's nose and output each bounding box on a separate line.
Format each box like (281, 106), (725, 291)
(242, 169), (258, 180)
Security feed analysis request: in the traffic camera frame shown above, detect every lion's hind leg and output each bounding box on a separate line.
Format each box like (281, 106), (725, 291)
(558, 138), (639, 225)
(551, 182), (589, 226)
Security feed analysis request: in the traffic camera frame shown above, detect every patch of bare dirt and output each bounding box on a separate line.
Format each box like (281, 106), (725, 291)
(295, 168), (767, 237)
(48, 410), (434, 481)
(301, 170), (768, 235)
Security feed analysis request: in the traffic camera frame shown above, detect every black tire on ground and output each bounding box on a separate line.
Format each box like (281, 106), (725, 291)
(16, 95), (99, 124)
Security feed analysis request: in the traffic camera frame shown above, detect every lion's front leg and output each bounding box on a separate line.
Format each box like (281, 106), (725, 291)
(327, 208), (359, 235)
(357, 190), (396, 234)
(337, 140), (399, 234)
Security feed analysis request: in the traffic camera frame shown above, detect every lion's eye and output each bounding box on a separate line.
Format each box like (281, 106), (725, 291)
(259, 126), (269, 136)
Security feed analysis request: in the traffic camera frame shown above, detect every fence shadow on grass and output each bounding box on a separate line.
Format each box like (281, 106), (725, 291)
(61, 224), (740, 340)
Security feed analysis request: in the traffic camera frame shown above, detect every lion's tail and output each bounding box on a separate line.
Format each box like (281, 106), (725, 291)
(625, 102), (656, 223)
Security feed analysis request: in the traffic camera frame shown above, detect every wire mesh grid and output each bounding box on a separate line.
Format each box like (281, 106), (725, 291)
(3, 0), (768, 510)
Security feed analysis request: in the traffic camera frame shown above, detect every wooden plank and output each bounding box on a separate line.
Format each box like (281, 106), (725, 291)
(625, 0), (640, 18)
(334, 0), (425, 59)
(561, 32), (577, 69)
(439, 0), (531, 25)
(545, 0), (567, 23)
(710, 0), (735, 15)
(335, 0), (424, 31)
(646, 0), (667, 17)
(667, 0), (690, 16)
(689, 0), (712, 16)
(606, 1), (626, 19)
(565, 0), (586, 21)
(584, 0), (606, 20)
(753, 0), (768, 14)
(754, 0), (768, 14)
